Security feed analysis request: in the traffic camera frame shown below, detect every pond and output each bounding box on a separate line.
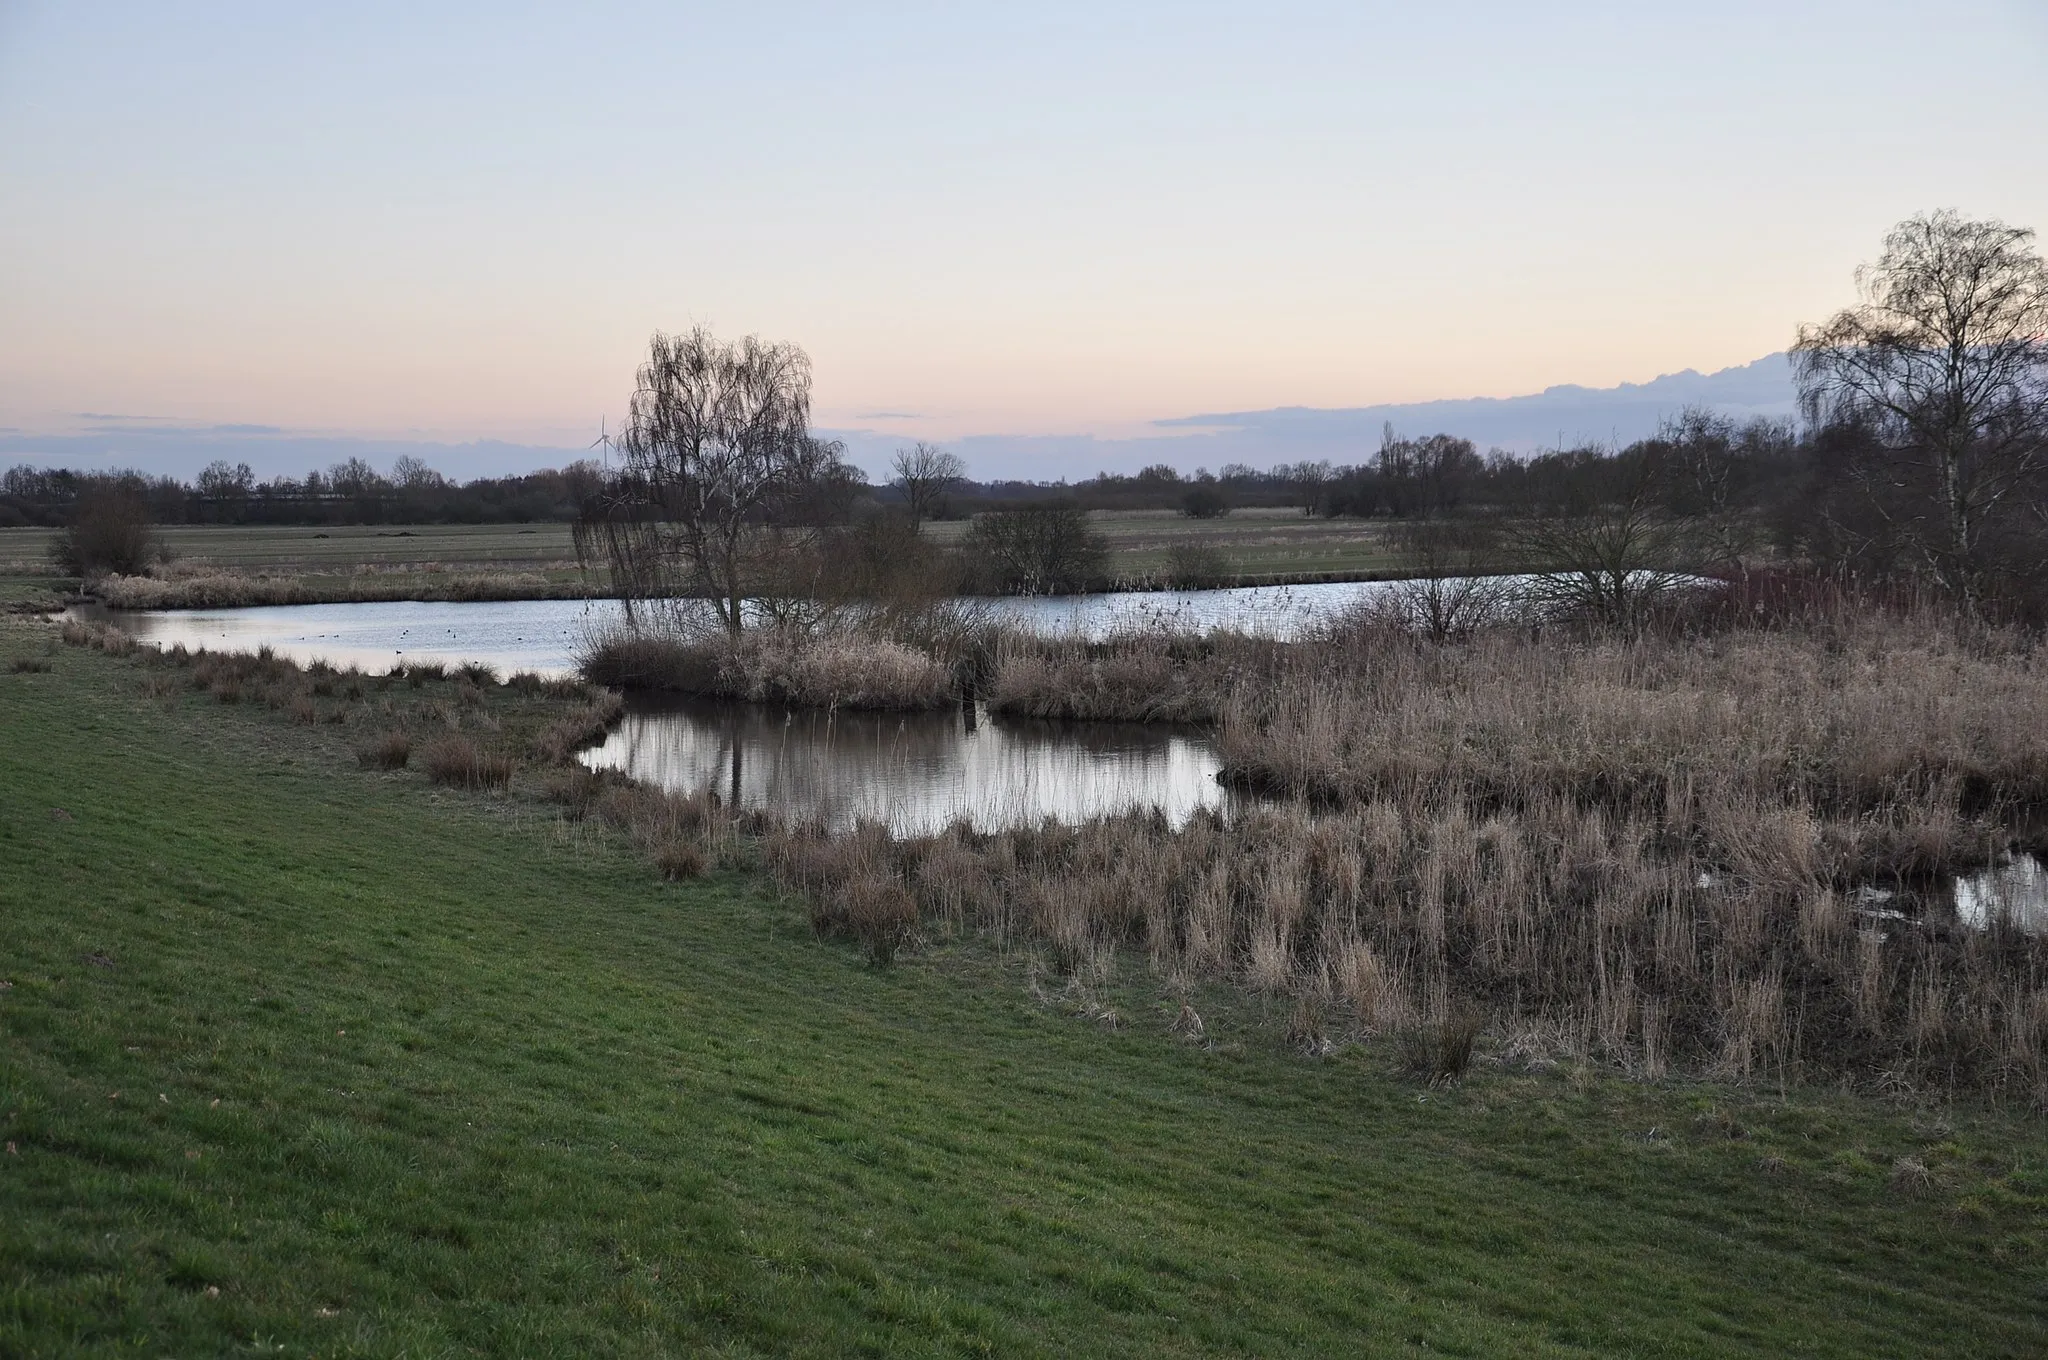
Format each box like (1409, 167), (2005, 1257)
(579, 695), (1233, 836)
(68, 577), (1506, 677)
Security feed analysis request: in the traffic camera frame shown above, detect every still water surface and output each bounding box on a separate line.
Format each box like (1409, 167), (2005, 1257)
(580, 695), (1231, 836)
(72, 579), (1456, 677)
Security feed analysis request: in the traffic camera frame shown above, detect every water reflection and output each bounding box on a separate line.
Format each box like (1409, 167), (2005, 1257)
(1953, 854), (2048, 933)
(579, 695), (1232, 835)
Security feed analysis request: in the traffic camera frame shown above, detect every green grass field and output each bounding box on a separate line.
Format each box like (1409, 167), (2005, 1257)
(3, 619), (2047, 1355)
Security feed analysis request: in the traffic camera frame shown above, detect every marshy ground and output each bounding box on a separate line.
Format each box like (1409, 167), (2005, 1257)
(4, 608), (2048, 1355)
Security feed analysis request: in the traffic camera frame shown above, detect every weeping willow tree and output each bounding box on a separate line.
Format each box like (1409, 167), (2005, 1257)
(576, 328), (853, 638)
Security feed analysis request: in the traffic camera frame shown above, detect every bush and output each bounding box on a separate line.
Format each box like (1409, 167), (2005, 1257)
(355, 732), (412, 771)
(1162, 541), (1230, 589)
(963, 502), (1107, 594)
(51, 482), (157, 579)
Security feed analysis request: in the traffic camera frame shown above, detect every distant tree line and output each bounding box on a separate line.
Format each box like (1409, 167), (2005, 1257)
(0, 459), (611, 530)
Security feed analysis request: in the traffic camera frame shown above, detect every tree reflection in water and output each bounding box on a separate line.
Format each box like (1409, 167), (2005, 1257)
(579, 695), (1230, 835)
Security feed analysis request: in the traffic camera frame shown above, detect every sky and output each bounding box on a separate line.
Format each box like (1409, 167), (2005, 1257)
(3, 1), (2046, 480)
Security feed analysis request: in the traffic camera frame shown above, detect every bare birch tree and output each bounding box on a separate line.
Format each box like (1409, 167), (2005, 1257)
(1793, 211), (2048, 602)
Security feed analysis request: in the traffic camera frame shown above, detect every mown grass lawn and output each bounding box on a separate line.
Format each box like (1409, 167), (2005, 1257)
(2, 622), (2044, 1357)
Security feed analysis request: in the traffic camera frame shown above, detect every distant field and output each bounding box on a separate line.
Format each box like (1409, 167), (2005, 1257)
(3, 512), (1400, 588)
(0, 522), (579, 574)
(937, 507), (1403, 580)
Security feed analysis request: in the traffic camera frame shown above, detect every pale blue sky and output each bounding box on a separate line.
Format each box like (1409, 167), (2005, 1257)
(3, 1), (2045, 470)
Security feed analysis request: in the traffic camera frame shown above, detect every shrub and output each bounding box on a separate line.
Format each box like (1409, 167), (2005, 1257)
(355, 732), (411, 771)
(962, 502), (1107, 594)
(1162, 541), (1231, 589)
(420, 736), (512, 791)
(51, 481), (157, 579)
(8, 657), (51, 674)
(1181, 484), (1230, 519)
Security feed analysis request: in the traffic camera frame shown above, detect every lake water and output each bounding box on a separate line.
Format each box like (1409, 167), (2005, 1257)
(580, 695), (1232, 836)
(70, 578), (1480, 678)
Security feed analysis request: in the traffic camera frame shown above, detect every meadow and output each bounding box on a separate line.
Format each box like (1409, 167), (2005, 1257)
(0, 510), (1405, 609)
(6, 612), (2048, 1355)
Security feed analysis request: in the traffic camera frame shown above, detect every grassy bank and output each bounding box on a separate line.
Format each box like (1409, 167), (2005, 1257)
(6, 619), (2048, 1354)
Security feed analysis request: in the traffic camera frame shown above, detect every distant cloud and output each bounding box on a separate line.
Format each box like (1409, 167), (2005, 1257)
(833, 354), (1800, 483)
(74, 412), (172, 422)
(12, 355), (1803, 487)
(855, 411), (924, 421)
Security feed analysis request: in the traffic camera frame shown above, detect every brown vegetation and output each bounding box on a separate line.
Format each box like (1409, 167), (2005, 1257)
(760, 602), (2048, 1100)
(419, 736), (514, 791)
(580, 624), (954, 711)
(356, 732), (412, 770)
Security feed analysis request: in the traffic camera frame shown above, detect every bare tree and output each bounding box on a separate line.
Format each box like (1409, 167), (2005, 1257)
(576, 327), (850, 639)
(390, 455), (447, 491)
(196, 460), (255, 501)
(1794, 211), (2048, 602)
(1382, 520), (1510, 640)
(1511, 447), (1709, 628)
(890, 442), (966, 525)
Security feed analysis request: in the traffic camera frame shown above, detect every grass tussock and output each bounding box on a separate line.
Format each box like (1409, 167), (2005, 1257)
(356, 731), (412, 771)
(580, 624), (954, 711)
(8, 655), (52, 673)
(419, 736), (513, 791)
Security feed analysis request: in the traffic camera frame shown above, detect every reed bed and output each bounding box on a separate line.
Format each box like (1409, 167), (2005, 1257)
(761, 605), (2048, 1100)
(1216, 608), (2048, 817)
(580, 623), (954, 711)
(984, 630), (1284, 724)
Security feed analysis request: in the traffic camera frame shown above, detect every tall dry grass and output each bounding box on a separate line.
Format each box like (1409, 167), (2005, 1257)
(984, 630), (1284, 724)
(1217, 607), (2048, 817)
(580, 623), (954, 711)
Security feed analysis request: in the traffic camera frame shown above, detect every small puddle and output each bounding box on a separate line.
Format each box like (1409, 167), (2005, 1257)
(1952, 854), (2048, 933)
(579, 695), (1233, 836)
